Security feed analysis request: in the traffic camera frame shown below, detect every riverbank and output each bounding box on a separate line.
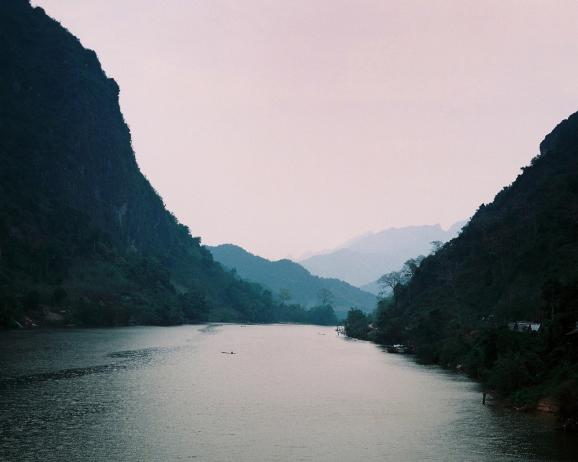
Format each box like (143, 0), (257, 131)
(3, 305), (340, 331)
(343, 310), (578, 432)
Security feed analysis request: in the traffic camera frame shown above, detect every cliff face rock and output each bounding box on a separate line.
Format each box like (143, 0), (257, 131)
(1, 0), (177, 255)
(0, 1), (275, 325)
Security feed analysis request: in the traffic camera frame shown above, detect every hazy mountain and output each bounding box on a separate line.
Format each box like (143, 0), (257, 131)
(300, 222), (466, 288)
(359, 280), (381, 295)
(209, 244), (377, 316)
(0, 1), (282, 326)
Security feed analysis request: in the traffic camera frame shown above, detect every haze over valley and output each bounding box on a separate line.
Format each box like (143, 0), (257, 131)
(299, 221), (466, 289)
(2, 1), (578, 460)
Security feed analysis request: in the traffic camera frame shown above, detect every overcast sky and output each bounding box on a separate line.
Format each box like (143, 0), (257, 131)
(33, 0), (578, 260)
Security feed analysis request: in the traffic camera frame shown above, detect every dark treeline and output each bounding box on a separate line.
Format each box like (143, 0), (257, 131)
(346, 112), (578, 429)
(0, 1), (340, 328)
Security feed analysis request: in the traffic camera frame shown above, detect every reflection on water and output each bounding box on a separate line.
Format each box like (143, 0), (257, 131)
(0, 345), (185, 389)
(0, 325), (576, 461)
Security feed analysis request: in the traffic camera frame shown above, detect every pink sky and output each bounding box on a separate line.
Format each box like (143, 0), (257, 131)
(33, 0), (578, 260)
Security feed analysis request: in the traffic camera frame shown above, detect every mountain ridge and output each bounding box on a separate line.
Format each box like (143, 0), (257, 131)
(299, 222), (465, 287)
(209, 244), (377, 316)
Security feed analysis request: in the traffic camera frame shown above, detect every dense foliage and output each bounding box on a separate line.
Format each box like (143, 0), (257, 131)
(0, 1), (309, 327)
(344, 309), (371, 340)
(209, 244), (376, 317)
(369, 112), (578, 422)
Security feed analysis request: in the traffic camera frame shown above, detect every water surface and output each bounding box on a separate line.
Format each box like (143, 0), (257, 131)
(0, 324), (576, 461)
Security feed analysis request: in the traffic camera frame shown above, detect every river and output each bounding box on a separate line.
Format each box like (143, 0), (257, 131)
(0, 324), (576, 461)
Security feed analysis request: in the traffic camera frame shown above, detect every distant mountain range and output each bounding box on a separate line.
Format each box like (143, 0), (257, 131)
(209, 244), (377, 316)
(299, 222), (466, 290)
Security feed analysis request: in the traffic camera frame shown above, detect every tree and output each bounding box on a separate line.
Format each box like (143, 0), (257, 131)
(51, 287), (67, 304)
(430, 240), (444, 253)
(318, 288), (335, 306)
(377, 271), (403, 298)
(344, 308), (370, 340)
(378, 256), (426, 297)
(307, 305), (338, 326)
(279, 288), (292, 304)
(401, 256), (425, 279)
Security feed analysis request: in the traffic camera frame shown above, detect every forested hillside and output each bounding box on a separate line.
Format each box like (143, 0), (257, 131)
(0, 0), (280, 326)
(372, 112), (578, 423)
(209, 244), (376, 316)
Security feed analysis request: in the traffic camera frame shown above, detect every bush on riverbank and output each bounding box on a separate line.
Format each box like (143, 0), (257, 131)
(343, 287), (578, 427)
(344, 309), (371, 340)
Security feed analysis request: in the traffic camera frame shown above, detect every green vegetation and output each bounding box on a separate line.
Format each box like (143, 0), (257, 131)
(306, 304), (339, 326)
(0, 1), (340, 328)
(209, 244), (376, 316)
(343, 112), (578, 428)
(344, 309), (371, 340)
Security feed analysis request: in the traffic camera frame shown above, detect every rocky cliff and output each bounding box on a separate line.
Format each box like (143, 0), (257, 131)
(0, 0), (276, 326)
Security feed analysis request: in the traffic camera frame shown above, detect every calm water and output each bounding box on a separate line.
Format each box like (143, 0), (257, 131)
(0, 325), (576, 461)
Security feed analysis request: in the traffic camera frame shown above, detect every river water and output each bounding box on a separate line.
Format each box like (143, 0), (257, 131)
(0, 324), (576, 461)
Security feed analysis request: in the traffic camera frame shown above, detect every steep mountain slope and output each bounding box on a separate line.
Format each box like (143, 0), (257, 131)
(300, 223), (465, 287)
(209, 244), (377, 315)
(374, 112), (578, 417)
(385, 114), (578, 335)
(0, 1), (277, 326)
